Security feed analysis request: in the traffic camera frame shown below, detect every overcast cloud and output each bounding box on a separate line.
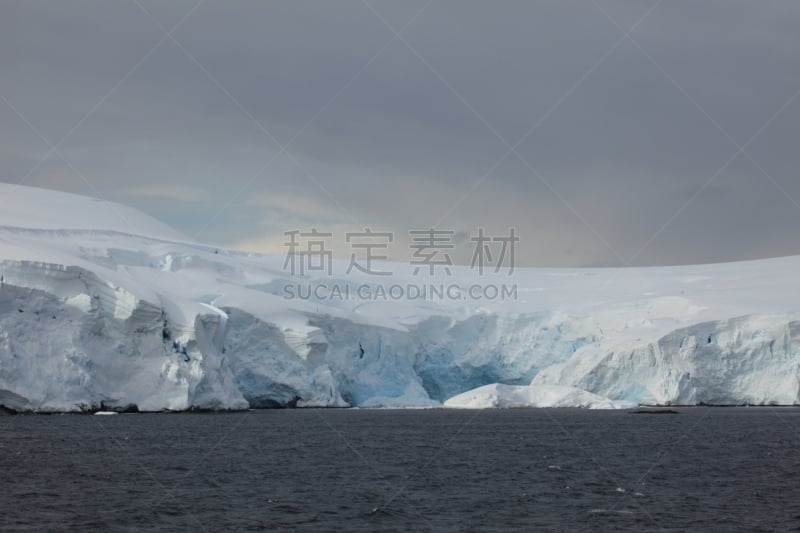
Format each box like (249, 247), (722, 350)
(2, 0), (800, 266)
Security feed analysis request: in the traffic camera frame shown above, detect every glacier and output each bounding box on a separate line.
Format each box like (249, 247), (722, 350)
(1, 184), (799, 411)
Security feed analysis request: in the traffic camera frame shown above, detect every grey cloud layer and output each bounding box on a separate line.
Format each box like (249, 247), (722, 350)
(2, 0), (800, 266)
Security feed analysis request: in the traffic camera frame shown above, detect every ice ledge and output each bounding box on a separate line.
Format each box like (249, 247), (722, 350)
(444, 383), (638, 409)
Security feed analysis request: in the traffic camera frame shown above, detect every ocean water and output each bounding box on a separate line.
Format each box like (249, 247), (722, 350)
(1, 408), (799, 532)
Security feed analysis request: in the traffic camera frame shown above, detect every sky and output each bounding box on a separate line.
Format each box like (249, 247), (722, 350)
(2, 0), (800, 267)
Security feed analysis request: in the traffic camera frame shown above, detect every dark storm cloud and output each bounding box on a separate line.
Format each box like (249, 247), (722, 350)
(2, 0), (800, 266)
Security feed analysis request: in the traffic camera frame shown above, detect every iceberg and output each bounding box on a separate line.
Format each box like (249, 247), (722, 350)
(1, 184), (799, 411)
(444, 383), (637, 409)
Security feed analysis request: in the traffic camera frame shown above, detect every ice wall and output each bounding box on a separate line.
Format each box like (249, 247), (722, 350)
(2, 259), (798, 411)
(2, 185), (800, 411)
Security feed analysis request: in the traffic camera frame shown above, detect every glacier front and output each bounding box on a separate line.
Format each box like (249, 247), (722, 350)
(1, 185), (799, 411)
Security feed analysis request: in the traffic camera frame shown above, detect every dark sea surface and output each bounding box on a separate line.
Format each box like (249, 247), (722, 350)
(1, 408), (799, 532)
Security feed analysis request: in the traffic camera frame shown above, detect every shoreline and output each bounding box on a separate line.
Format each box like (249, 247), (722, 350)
(3, 403), (800, 415)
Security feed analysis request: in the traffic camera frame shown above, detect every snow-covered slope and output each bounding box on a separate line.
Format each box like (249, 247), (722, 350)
(1, 184), (799, 411)
(0, 185), (187, 241)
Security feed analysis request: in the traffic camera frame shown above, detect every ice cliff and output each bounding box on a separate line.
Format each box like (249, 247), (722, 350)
(1, 185), (798, 411)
